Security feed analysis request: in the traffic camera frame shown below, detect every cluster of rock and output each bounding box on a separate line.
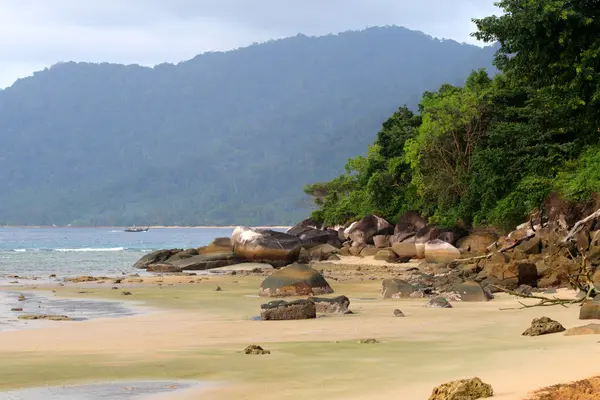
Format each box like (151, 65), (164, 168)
(256, 262), (351, 320)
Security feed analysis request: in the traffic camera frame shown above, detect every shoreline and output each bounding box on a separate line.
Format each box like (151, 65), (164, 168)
(0, 225), (292, 229)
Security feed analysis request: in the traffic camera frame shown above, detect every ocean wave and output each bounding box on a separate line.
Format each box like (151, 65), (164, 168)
(54, 247), (126, 252)
(8, 247), (127, 253)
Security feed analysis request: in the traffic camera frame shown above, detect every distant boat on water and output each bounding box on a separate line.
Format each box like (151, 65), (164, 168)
(124, 226), (149, 233)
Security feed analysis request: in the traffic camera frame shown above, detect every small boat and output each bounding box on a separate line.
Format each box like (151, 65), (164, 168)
(124, 226), (149, 233)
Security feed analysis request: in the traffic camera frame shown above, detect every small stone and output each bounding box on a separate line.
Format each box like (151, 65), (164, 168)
(244, 345), (270, 355)
(515, 284), (533, 297)
(11, 308), (23, 312)
(17, 294), (25, 301)
(429, 377), (493, 400)
(358, 338), (379, 344)
(111, 287), (119, 290)
(49, 274), (57, 278)
(393, 309), (405, 317)
(58, 283), (65, 286)
(522, 316), (565, 336)
(121, 291), (133, 296)
(215, 286), (223, 291)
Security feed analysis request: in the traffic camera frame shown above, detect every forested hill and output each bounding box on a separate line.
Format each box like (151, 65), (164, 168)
(0, 26), (496, 226)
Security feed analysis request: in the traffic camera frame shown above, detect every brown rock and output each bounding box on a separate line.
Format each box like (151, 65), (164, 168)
(260, 299), (316, 320)
(198, 238), (232, 254)
(488, 252), (509, 264)
(450, 281), (492, 302)
(146, 264), (182, 273)
(374, 248), (399, 262)
(457, 232), (498, 256)
(391, 242), (417, 260)
(382, 279), (417, 299)
(564, 323), (600, 336)
(166, 248), (199, 262)
(396, 211), (427, 232)
(522, 317), (566, 336)
(373, 235), (390, 248)
(244, 345), (270, 355)
(393, 309), (405, 317)
(389, 232), (416, 244)
(339, 247), (351, 256)
(427, 297), (452, 308)
(517, 235), (542, 255)
(308, 244), (339, 261)
(349, 244), (365, 256)
(429, 377), (493, 400)
(517, 262), (539, 287)
(307, 295), (350, 313)
(360, 247), (380, 257)
(580, 295), (600, 320)
(259, 263), (334, 297)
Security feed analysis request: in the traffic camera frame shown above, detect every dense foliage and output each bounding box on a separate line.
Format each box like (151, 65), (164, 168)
(0, 27), (497, 226)
(306, 1), (600, 232)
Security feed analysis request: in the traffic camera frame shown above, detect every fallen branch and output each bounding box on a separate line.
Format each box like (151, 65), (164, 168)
(492, 285), (586, 310)
(452, 233), (536, 264)
(562, 207), (600, 245)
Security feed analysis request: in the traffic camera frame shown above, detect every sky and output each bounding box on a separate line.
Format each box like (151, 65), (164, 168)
(0, 0), (500, 89)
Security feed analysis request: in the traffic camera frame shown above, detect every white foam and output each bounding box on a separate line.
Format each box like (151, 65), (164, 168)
(54, 247), (125, 252)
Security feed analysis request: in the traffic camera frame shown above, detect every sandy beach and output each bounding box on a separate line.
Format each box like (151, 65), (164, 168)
(0, 260), (598, 400)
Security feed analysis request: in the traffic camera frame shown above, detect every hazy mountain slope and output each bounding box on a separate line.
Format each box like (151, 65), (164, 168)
(0, 26), (496, 225)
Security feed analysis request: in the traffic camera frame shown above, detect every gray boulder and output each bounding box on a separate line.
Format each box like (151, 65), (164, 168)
(308, 295), (350, 313)
(133, 249), (182, 269)
(232, 226), (301, 266)
(345, 215), (394, 245)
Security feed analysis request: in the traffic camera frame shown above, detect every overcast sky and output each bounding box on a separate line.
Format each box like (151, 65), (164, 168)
(0, 0), (500, 89)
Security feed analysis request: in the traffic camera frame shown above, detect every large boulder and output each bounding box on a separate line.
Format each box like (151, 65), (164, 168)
(286, 218), (324, 236)
(260, 299), (316, 320)
(389, 232), (416, 245)
(457, 231), (498, 256)
(437, 227), (469, 246)
(168, 252), (244, 271)
(424, 240), (460, 264)
(345, 215), (394, 245)
(232, 226), (301, 266)
(415, 225), (440, 244)
(382, 279), (417, 299)
(373, 235), (390, 248)
(198, 238), (232, 254)
(307, 295), (350, 313)
(429, 377), (493, 400)
(308, 244), (340, 260)
(374, 248), (399, 262)
(297, 228), (342, 249)
(395, 211), (427, 234)
(165, 248), (199, 262)
(580, 295), (600, 320)
(449, 281), (492, 302)
(259, 263), (334, 297)
(391, 242), (417, 260)
(133, 249), (182, 269)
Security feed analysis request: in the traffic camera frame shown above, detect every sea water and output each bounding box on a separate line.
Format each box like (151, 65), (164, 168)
(0, 227), (235, 279)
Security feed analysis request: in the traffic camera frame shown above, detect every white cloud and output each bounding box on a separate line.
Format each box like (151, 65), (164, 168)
(0, 0), (500, 88)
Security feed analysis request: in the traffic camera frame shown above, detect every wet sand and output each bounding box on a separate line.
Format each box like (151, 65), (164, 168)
(0, 264), (599, 399)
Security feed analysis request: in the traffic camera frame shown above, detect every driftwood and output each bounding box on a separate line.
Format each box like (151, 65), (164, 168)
(493, 285), (587, 311)
(452, 233), (536, 264)
(562, 207), (600, 245)
(495, 255), (598, 310)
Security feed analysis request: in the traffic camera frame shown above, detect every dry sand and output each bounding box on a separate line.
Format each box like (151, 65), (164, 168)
(1, 266), (599, 400)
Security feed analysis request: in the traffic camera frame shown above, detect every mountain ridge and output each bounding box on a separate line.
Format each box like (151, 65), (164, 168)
(0, 26), (497, 226)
